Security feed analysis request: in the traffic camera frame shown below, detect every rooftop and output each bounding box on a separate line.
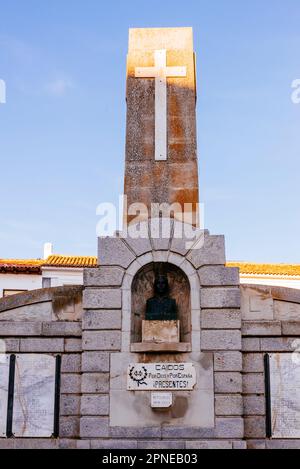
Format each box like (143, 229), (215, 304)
(0, 257), (300, 277)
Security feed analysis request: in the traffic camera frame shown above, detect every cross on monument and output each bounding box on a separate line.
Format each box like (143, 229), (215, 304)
(135, 49), (186, 161)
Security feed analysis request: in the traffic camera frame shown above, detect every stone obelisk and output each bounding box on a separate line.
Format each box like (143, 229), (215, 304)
(124, 27), (199, 225)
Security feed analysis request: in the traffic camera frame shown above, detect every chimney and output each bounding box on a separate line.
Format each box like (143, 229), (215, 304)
(43, 242), (53, 260)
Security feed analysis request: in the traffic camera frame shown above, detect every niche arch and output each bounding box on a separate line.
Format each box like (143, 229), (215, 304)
(131, 262), (191, 343)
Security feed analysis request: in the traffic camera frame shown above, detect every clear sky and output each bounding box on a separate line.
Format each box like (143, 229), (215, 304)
(0, 0), (299, 262)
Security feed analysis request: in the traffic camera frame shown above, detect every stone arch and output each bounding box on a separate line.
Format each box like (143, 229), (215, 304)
(131, 262), (191, 343)
(121, 250), (200, 352)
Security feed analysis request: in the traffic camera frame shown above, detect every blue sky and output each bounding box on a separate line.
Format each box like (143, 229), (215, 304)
(0, 0), (299, 262)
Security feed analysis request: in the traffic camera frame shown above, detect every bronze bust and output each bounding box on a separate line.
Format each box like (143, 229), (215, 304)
(145, 275), (177, 321)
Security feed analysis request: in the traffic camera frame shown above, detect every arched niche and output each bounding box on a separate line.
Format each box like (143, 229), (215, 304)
(131, 262), (191, 344)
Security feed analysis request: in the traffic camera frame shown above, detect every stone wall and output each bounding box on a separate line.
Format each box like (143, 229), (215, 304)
(0, 286), (83, 449)
(241, 284), (300, 449)
(1, 237), (300, 449)
(78, 220), (246, 448)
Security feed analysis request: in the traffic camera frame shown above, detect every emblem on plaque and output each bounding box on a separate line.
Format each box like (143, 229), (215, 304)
(129, 364), (148, 387)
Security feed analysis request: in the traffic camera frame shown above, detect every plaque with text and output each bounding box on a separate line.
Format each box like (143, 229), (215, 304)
(269, 353), (300, 438)
(151, 392), (173, 408)
(127, 362), (196, 391)
(0, 355), (10, 437)
(12, 355), (56, 437)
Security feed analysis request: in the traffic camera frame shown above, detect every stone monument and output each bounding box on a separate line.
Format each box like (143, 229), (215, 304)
(82, 27), (224, 430)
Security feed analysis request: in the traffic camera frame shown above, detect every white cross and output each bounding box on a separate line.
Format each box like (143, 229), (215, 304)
(135, 49), (186, 161)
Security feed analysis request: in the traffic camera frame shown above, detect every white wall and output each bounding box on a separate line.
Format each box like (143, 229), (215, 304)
(0, 273), (42, 298)
(240, 276), (300, 290)
(41, 267), (83, 287)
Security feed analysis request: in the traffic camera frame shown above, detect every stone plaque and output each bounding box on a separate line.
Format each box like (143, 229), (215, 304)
(142, 320), (180, 343)
(127, 362), (196, 391)
(269, 353), (300, 438)
(0, 355), (10, 437)
(12, 354), (56, 437)
(151, 392), (173, 408)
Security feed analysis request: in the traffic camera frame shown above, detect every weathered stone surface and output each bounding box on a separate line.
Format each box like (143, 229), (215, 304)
(215, 395), (243, 416)
(198, 266), (239, 286)
(83, 288), (122, 309)
(2, 338), (20, 352)
(58, 439), (77, 449)
(201, 288), (240, 309)
(260, 337), (296, 352)
(130, 342), (191, 352)
(242, 320), (281, 336)
(98, 237), (136, 268)
(266, 440), (300, 449)
(137, 440), (185, 449)
(76, 440), (91, 449)
(83, 310), (122, 330)
(187, 235), (225, 268)
(142, 320), (179, 343)
(201, 330), (241, 351)
(214, 351), (242, 371)
(64, 338), (82, 352)
(20, 338), (64, 352)
(242, 338), (260, 352)
(81, 352), (110, 372)
(123, 226), (152, 256)
(60, 395), (81, 416)
(269, 352), (300, 438)
(61, 354), (81, 373)
(91, 439), (138, 449)
(81, 395), (109, 415)
(0, 355), (10, 437)
(170, 222), (204, 256)
(81, 373), (109, 393)
(82, 331), (121, 351)
(84, 267), (124, 287)
(214, 372), (242, 393)
(243, 353), (264, 372)
(161, 426), (214, 439)
(0, 439), (58, 449)
(201, 309), (241, 329)
(247, 440), (266, 450)
(214, 417), (244, 438)
(109, 426), (161, 439)
(244, 416), (266, 438)
(274, 300), (300, 321)
(281, 321), (300, 335)
(186, 440), (232, 449)
(0, 321), (42, 336)
(232, 441), (247, 449)
(12, 354), (56, 437)
(80, 417), (109, 438)
(60, 373), (81, 394)
(125, 28), (198, 224)
(42, 322), (82, 337)
(110, 351), (214, 428)
(0, 440), (16, 449)
(240, 285), (274, 320)
(59, 416), (80, 438)
(243, 395), (265, 415)
(242, 373), (265, 394)
(0, 302), (52, 322)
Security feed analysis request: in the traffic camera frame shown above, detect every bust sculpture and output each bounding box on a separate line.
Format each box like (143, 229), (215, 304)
(145, 275), (177, 321)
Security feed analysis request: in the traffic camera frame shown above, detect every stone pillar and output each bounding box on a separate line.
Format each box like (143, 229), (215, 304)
(80, 267), (123, 444)
(124, 27), (199, 225)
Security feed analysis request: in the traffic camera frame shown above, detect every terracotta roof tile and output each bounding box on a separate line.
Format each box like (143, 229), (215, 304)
(0, 259), (43, 274)
(43, 255), (97, 268)
(227, 262), (300, 277)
